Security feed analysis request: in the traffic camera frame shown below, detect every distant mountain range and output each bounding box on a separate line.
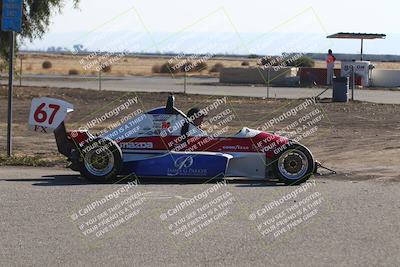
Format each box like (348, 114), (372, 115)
(21, 31), (400, 56)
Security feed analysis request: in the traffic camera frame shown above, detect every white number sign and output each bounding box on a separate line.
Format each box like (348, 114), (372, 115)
(28, 97), (74, 133)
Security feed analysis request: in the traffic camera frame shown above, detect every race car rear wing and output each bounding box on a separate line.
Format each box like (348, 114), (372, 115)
(28, 97), (74, 133)
(29, 97), (75, 157)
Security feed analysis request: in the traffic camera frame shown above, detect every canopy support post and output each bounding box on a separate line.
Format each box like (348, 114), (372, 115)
(360, 38), (364, 61)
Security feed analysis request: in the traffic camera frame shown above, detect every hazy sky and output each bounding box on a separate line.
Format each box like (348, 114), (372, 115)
(27, 0), (399, 54)
(51, 0), (397, 33)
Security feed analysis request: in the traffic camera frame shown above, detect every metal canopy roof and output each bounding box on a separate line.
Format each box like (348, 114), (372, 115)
(326, 32), (386, 60)
(327, 32), (386, 40)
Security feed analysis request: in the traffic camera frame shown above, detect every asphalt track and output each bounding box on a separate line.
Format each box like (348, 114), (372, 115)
(2, 74), (400, 104)
(0, 167), (399, 266)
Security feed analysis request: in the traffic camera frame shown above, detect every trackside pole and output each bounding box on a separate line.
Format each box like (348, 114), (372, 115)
(184, 71), (187, 94)
(7, 31), (15, 157)
(19, 55), (22, 86)
(99, 60), (102, 91)
(351, 65), (355, 101)
(267, 67), (270, 99)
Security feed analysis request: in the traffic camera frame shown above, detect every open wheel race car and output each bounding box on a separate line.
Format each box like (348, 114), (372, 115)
(28, 96), (318, 185)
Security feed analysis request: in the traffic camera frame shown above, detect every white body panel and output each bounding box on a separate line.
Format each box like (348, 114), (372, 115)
(225, 152), (267, 179)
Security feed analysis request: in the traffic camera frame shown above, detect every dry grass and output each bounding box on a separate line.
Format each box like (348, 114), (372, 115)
(2, 53), (258, 77)
(1, 54), (399, 78)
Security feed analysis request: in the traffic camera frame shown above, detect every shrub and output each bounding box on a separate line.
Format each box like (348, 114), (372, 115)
(258, 57), (279, 67)
(152, 64), (161, 73)
(180, 61), (194, 72)
(154, 61), (209, 73)
(241, 61), (250, 66)
(101, 65), (112, 73)
(258, 55), (315, 68)
(68, 69), (80, 75)
(287, 56), (315, 67)
(42, 61), (52, 69)
(160, 62), (180, 73)
(193, 61), (207, 72)
(210, 63), (224, 73)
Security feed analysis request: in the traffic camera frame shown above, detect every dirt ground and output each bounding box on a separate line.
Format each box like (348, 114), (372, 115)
(0, 85), (399, 182)
(2, 53), (252, 77)
(2, 53), (400, 77)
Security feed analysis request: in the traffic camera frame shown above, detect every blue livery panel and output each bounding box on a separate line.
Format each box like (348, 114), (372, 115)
(121, 153), (231, 178)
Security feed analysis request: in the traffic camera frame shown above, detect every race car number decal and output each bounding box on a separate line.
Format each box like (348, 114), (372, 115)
(33, 103), (61, 124)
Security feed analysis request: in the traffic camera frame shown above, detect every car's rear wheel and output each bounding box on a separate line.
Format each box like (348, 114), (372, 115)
(79, 138), (122, 183)
(272, 143), (315, 185)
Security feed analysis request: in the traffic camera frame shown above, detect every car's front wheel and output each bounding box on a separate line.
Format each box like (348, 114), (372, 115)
(79, 138), (122, 183)
(272, 143), (315, 185)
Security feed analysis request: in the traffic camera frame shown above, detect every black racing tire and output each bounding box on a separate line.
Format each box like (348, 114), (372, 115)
(79, 138), (123, 183)
(272, 142), (315, 185)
